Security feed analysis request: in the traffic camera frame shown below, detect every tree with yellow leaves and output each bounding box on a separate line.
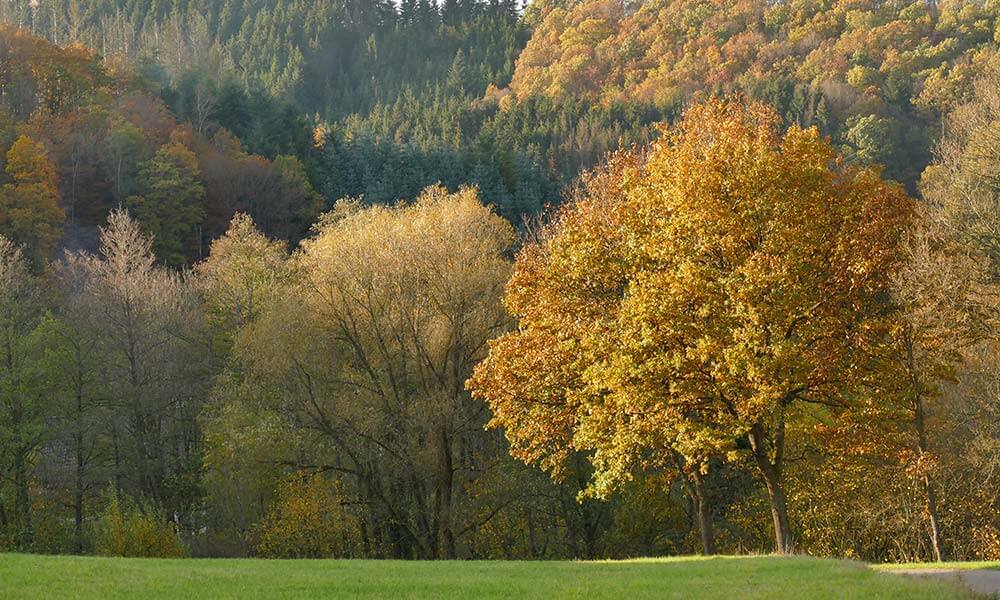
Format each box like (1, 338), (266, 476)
(206, 186), (517, 559)
(0, 135), (64, 265)
(469, 98), (914, 554)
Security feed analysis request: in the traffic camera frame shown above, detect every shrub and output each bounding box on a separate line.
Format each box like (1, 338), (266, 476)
(93, 490), (188, 558)
(251, 474), (359, 558)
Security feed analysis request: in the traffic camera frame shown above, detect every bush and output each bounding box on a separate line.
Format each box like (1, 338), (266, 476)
(251, 474), (359, 558)
(93, 490), (188, 558)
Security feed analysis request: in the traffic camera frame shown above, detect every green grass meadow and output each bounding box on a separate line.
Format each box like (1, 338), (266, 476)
(0, 554), (982, 599)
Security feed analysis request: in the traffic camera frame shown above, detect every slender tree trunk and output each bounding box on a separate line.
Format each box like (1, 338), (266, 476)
(112, 425), (122, 494)
(13, 448), (31, 549)
(5, 339), (31, 548)
(904, 328), (945, 562)
(527, 510), (539, 558)
(408, 472), (433, 559)
(914, 395), (944, 562)
(74, 428), (85, 552)
(437, 426), (456, 559)
(749, 424), (793, 554)
(74, 367), (86, 553)
(672, 452), (716, 555)
(922, 472), (944, 562)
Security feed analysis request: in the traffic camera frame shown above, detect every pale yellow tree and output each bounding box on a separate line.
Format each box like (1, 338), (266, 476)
(208, 186), (516, 558)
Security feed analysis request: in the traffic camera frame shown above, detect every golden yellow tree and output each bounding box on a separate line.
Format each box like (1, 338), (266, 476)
(469, 98), (914, 554)
(0, 135), (64, 265)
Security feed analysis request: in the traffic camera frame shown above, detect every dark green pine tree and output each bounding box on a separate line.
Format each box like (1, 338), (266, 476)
(446, 50), (468, 96)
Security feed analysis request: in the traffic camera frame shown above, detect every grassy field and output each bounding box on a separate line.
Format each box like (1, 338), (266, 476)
(0, 554), (980, 599)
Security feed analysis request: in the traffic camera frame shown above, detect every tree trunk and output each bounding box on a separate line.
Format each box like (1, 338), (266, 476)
(74, 429), (85, 553)
(527, 510), (539, 558)
(436, 426), (456, 559)
(13, 448), (32, 549)
(914, 394), (944, 562)
(749, 424), (793, 554)
(922, 473), (944, 562)
(905, 327), (945, 561)
(112, 425), (123, 493)
(692, 471), (716, 556)
(672, 452), (716, 555)
(74, 372), (86, 553)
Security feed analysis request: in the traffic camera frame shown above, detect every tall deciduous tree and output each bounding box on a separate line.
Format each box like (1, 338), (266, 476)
(40, 254), (111, 552)
(0, 135), (64, 265)
(207, 186), (515, 558)
(72, 210), (204, 515)
(0, 236), (47, 549)
(128, 138), (206, 266)
(197, 214), (294, 553)
(101, 117), (146, 205)
(885, 222), (994, 562)
(470, 99), (914, 554)
(911, 51), (1000, 561)
(196, 213), (291, 356)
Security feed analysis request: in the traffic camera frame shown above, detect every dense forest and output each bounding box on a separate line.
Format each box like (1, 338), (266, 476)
(0, 0), (997, 562)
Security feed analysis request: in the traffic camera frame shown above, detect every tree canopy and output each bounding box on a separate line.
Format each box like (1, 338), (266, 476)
(470, 98), (915, 554)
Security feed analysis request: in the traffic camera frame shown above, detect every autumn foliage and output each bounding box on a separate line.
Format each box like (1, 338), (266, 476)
(469, 98), (915, 554)
(93, 491), (188, 558)
(0, 135), (63, 265)
(1, 9), (999, 563)
(251, 475), (359, 559)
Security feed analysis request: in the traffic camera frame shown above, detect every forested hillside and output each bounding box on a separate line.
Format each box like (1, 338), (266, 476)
(7, 0), (998, 210)
(0, 0), (998, 565)
(0, 0), (525, 117)
(512, 0), (1000, 186)
(0, 25), (320, 267)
